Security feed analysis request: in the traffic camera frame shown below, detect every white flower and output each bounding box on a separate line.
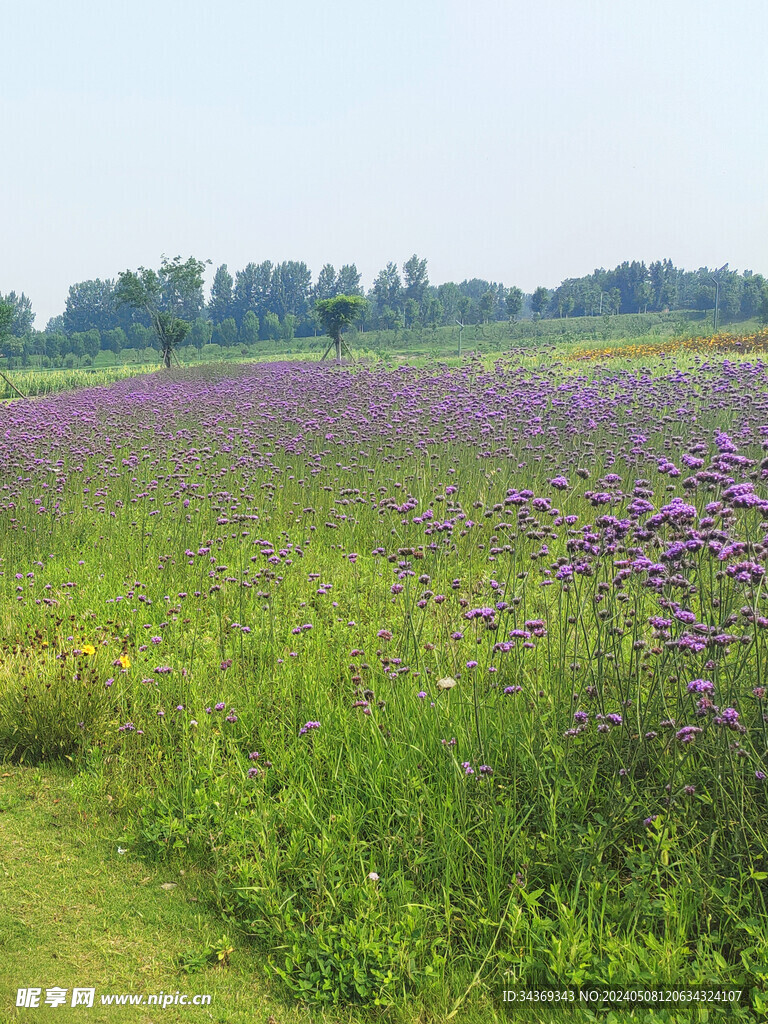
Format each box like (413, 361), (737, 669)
(436, 676), (457, 691)
(367, 872), (380, 882)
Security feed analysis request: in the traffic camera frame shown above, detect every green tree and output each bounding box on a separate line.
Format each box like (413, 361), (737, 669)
(208, 264), (234, 324)
(479, 290), (496, 323)
(187, 318), (213, 357)
(403, 254), (429, 305)
(336, 264), (363, 296)
(263, 312), (281, 341)
(160, 261), (206, 321)
(437, 282), (460, 323)
(232, 262), (267, 326)
(716, 268), (742, 322)
(506, 286), (523, 320)
(531, 286), (550, 318)
(83, 329), (101, 360)
(270, 261), (312, 319)
(127, 323), (155, 351)
(63, 279), (118, 334)
(315, 264), (338, 301)
(0, 292), (35, 335)
(605, 288), (621, 315)
(0, 300), (22, 364)
(649, 259), (677, 311)
(551, 284), (575, 318)
(315, 295), (367, 361)
(280, 314), (297, 342)
(45, 315), (66, 334)
(423, 294), (443, 329)
(372, 262), (403, 324)
(457, 294), (475, 324)
(156, 313), (191, 359)
(70, 333), (85, 365)
(404, 298), (421, 328)
(379, 306), (403, 331)
(26, 331), (46, 367)
(740, 272), (766, 319)
(103, 327), (125, 364)
(212, 317), (238, 347)
(0, 300), (13, 339)
(115, 256), (206, 367)
(44, 332), (63, 362)
(240, 310), (259, 346)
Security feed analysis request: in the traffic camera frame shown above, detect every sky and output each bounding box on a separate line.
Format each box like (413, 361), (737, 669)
(2, 0), (767, 327)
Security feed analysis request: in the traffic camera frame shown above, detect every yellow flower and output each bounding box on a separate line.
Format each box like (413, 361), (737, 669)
(119, 654), (131, 669)
(82, 644), (96, 656)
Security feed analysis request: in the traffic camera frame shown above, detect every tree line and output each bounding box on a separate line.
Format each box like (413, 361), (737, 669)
(2, 256), (767, 366)
(533, 260), (767, 321)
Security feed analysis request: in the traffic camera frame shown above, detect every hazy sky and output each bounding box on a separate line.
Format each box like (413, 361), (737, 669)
(3, 0), (767, 326)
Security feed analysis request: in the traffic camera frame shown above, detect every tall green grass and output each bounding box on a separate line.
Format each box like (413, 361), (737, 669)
(0, 363), (158, 399)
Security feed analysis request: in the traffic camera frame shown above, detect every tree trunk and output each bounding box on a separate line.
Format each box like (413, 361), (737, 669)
(163, 347), (171, 368)
(335, 337), (341, 361)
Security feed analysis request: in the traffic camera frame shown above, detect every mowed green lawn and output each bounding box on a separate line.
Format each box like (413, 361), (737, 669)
(0, 767), (308, 1024)
(1, 768), (534, 1024)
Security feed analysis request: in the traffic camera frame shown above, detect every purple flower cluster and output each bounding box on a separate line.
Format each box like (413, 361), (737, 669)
(3, 354), (768, 802)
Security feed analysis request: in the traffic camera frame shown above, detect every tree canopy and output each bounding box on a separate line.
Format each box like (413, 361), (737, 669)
(0, 299), (13, 337)
(115, 256), (207, 367)
(315, 295), (367, 361)
(0, 299), (23, 366)
(0, 292), (34, 336)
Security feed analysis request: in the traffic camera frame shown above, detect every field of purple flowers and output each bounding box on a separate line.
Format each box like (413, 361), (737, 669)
(1, 354), (767, 1017)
